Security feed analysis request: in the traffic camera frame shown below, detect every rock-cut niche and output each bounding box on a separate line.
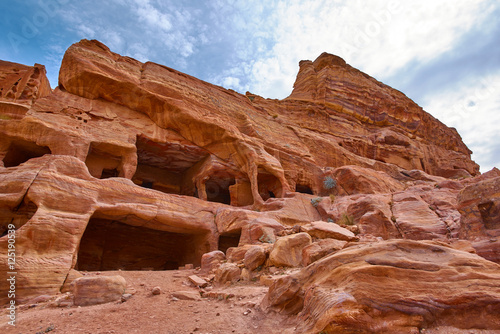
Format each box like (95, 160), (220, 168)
(204, 174), (236, 205)
(131, 135), (209, 196)
(76, 213), (206, 271)
(295, 183), (314, 195)
(218, 230), (241, 254)
(258, 171), (283, 201)
(85, 142), (123, 179)
(2, 139), (51, 167)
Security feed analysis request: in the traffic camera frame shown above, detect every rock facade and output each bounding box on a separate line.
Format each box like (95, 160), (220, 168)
(263, 239), (500, 333)
(0, 39), (498, 332)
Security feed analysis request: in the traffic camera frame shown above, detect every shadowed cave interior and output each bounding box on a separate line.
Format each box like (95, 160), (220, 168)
(295, 184), (314, 195)
(85, 142), (122, 179)
(131, 136), (208, 196)
(76, 217), (203, 271)
(218, 230), (241, 254)
(2, 139), (51, 167)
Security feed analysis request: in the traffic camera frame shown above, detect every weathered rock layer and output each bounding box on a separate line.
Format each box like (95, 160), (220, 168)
(0, 39), (498, 333)
(263, 239), (500, 333)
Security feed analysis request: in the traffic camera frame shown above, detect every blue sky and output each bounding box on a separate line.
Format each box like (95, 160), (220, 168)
(1, 0), (499, 173)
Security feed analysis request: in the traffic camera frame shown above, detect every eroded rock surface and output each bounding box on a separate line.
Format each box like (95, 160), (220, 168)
(0, 39), (498, 332)
(263, 240), (500, 333)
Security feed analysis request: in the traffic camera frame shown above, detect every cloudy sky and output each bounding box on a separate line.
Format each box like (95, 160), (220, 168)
(1, 0), (499, 172)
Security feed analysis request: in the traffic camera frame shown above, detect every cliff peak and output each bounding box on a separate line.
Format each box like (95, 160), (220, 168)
(1, 43), (496, 334)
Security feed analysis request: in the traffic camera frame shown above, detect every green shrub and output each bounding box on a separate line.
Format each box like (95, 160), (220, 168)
(323, 176), (337, 190)
(339, 213), (354, 226)
(310, 197), (323, 207)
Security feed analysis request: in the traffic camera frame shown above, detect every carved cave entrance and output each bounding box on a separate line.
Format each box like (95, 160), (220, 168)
(76, 216), (204, 271)
(2, 139), (51, 167)
(258, 171), (283, 201)
(296, 184), (314, 195)
(218, 230), (241, 254)
(205, 175), (236, 205)
(132, 136), (209, 196)
(85, 142), (122, 179)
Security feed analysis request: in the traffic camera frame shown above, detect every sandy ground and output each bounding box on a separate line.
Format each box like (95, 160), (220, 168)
(2, 270), (499, 334)
(0, 269), (297, 334)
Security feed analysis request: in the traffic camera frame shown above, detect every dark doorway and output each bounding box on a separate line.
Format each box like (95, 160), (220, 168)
(101, 168), (119, 179)
(3, 140), (51, 167)
(132, 135), (209, 195)
(258, 172), (283, 201)
(76, 218), (200, 271)
(0, 201), (38, 236)
(85, 142), (122, 179)
(206, 178), (236, 205)
(296, 184), (314, 195)
(218, 231), (241, 254)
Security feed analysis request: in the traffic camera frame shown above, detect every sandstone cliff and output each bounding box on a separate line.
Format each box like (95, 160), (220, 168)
(0, 40), (498, 333)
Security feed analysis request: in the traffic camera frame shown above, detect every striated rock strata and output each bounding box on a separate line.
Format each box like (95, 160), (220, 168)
(263, 239), (500, 333)
(0, 39), (498, 332)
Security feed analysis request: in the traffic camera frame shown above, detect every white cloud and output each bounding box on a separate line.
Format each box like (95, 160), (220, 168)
(423, 72), (500, 172)
(236, 0), (493, 98)
(24, 0), (498, 173)
(134, 0), (172, 32)
(76, 24), (96, 38)
(221, 76), (242, 91)
(126, 42), (149, 62)
(101, 30), (124, 52)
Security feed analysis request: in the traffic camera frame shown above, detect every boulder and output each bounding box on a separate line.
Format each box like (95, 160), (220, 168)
(72, 275), (126, 307)
(226, 245), (255, 263)
(171, 291), (201, 301)
(302, 239), (347, 266)
(264, 239), (500, 333)
(188, 275), (209, 288)
(244, 245), (267, 271)
(215, 263), (241, 285)
(269, 233), (312, 267)
(301, 221), (357, 241)
(200, 250), (226, 274)
(243, 217), (283, 244)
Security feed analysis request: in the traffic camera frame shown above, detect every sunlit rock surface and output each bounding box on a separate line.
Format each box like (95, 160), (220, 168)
(0, 40), (498, 332)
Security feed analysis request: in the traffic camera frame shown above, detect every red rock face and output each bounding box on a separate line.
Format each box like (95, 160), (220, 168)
(0, 61), (52, 101)
(458, 173), (500, 263)
(263, 240), (500, 333)
(0, 39), (497, 332)
(289, 52), (478, 177)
